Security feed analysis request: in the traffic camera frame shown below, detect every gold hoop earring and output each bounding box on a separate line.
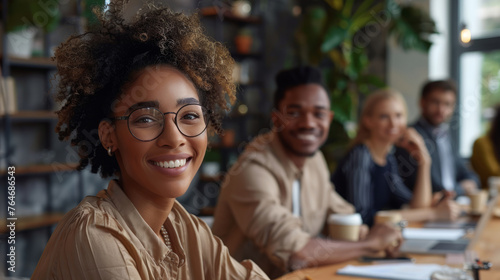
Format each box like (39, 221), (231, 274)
(107, 147), (113, 157)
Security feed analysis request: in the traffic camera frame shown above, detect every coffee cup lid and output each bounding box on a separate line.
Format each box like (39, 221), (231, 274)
(328, 213), (362, 225)
(376, 211), (402, 218)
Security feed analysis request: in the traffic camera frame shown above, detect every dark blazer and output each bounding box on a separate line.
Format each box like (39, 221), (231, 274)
(395, 118), (479, 196)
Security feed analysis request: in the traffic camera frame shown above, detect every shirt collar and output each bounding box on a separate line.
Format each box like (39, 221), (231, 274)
(99, 180), (181, 263)
(418, 116), (449, 138)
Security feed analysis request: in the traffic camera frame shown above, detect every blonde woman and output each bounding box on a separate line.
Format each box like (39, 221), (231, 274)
(332, 89), (460, 226)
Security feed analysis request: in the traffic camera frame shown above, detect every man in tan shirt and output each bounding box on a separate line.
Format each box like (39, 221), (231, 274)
(212, 66), (403, 278)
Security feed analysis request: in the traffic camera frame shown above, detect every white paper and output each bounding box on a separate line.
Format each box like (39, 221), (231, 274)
(402, 228), (465, 240)
(337, 263), (444, 280)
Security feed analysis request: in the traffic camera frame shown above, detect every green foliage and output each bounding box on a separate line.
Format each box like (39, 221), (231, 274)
(389, 4), (438, 52)
(295, 0), (438, 169)
(83, 0), (106, 29)
(295, 0), (438, 136)
(481, 51), (500, 110)
(6, 0), (61, 33)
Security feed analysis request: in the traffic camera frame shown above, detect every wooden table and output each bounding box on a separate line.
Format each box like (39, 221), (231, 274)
(277, 197), (500, 280)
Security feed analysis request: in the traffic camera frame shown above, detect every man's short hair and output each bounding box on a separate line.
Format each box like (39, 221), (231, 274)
(421, 80), (457, 99)
(273, 66), (326, 109)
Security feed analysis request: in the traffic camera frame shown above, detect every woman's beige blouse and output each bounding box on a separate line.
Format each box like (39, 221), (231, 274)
(32, 180), (269, 279)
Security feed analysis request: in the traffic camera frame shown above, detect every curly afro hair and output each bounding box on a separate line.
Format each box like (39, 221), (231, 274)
(54, 1), (236, 178)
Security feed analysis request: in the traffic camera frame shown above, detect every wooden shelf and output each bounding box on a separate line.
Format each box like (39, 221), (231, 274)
(198, 207), (215, 216)
(2, 110), (58, 122)
(200, 174), (223, 182)
(0, 162), (79, 176)
(231, 52), (263, 60)
(0, 213), (65, 234)
(200, 7), (262, 24)
(6, 56), (57, 69)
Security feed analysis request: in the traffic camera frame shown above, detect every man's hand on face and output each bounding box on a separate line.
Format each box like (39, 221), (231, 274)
(461, 179), (479, 196)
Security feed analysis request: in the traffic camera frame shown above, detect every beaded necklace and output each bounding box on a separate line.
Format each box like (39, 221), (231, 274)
(160, 225), (172, 250)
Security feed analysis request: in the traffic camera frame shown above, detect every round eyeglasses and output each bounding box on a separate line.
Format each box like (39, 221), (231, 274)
(113, 104), (209, 141)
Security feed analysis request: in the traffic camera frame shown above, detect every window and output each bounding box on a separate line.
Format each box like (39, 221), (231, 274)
(461, 0), (500, 39)
(454, 0), (500, 157)
(459, 51), (500, 156)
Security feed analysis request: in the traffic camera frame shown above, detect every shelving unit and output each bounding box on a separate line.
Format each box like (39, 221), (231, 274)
(1, 0), (86, 277)
(200, 6), (262, 24)
(200, 1), (268, 158)
(0, 162), (79, 176)
(185, 1), (269, 214)
(0, 213), (65, 234)
(7, 56), (57, 69)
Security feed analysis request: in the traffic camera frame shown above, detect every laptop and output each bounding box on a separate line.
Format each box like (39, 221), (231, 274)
(399, 238), (470, 254)
(423, 216), (478, 230)
(399, 195), (497, 255)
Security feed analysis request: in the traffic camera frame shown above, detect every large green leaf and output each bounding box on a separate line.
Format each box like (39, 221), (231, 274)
(297, 6), (328, 64)
(327, 49), (347, 69)
(357, 74), (386, 90)
(350, 3), (383, 34)
(345, 48), (369, 79)
(324, 0), (343, 10)
(342, 0), (355, 18)
(389, 5), (439, 52)
(352, 0), (375, 18)
(321, 25), (349, 52)
(330, 90), (353, 123)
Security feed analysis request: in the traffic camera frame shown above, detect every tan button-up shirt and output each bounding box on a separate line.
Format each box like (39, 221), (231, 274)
(212, 132), (354, 278)
(32, 180), (269, 279)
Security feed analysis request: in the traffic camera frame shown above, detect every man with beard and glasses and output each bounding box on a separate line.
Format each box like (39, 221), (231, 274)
(212, 66), (402, 278)
(395, 80), (479, 197)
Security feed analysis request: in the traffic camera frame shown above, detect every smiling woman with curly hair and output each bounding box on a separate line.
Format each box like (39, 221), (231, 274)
(32, 1), (269, 279)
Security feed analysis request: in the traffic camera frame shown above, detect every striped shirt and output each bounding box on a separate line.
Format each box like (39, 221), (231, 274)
(332, 144), (413, 226)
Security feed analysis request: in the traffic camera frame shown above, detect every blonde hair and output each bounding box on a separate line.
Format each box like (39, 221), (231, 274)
(351, 88), (407, 146)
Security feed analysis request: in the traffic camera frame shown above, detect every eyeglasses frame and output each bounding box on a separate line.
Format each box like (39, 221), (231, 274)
(112, 103), (210, 142)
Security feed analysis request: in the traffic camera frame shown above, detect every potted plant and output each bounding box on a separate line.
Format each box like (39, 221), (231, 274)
(293, 0), (438, 170)
(5, 0), (61, 58)
(234, 28), (253, 54)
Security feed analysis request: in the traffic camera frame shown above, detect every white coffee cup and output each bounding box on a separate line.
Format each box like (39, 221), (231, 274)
(328, 213), (362, 242)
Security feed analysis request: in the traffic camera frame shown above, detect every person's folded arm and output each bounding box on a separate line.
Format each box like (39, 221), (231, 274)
(289, 222), (403, 269)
